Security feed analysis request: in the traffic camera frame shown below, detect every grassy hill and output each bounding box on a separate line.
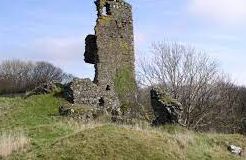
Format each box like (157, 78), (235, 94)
(0, 94), (245, 160)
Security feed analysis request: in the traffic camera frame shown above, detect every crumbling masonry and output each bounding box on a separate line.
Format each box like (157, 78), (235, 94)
(71, 0), (137, 113)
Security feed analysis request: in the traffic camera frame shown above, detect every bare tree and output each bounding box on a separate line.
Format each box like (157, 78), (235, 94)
(0, 60), (68, 94)
(210, 80), (246, 134)
(0, 60), (34, 93)
(138, 42), (221, 129)
(33, 61), (63, 84)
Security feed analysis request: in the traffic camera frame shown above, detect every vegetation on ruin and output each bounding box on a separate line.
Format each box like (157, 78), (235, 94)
(0, 94), (246, 159)
(114, 66), (137, 112)
(119, 41), (131, 53)
(97, 16), (113, 26)
(114, 67), (136, 95)
(156, 90), (181, 107)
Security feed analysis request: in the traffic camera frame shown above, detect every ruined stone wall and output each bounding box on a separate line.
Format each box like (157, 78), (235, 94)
(94, 0), (137, 107)
(72, 78), (100, 106)
(72, 0), (137, 112)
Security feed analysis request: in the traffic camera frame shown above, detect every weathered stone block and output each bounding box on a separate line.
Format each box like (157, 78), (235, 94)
(150, 87), (183, 126)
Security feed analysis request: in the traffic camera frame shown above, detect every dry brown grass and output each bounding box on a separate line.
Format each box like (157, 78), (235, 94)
(0, 131), (29, 158)
(120, 121), (195, 150)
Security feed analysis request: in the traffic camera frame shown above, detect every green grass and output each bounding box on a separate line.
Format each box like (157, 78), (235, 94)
(0, 94), (245, 160)
(0, 95), (60, 129)
(0, 95), (74, 159)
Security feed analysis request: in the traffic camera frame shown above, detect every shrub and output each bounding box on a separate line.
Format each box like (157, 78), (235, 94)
(0, 60), (71, 94)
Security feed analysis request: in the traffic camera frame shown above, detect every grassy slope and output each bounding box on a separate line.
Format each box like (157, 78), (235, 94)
(0, 94), (245, 160)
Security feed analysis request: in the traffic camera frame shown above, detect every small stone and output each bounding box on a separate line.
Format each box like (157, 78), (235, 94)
(228, 145), (243, 156)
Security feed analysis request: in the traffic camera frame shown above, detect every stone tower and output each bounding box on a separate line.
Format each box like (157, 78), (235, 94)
(72, 0), (137, 113)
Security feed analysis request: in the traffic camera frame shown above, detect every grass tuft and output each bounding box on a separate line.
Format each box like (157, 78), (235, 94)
(0, 131), (29, 158)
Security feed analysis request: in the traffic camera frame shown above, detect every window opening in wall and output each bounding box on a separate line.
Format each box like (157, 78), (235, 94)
(106, 85), (111, 91)
(102, 7), (107, 16)
(99, 97), (105, 106)
(102, 3), (111, 16)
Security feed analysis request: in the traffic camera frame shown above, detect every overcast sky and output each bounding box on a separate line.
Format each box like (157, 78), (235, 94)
(1, 0), (246, 85)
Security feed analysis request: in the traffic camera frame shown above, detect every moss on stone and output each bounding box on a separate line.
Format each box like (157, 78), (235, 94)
(152, 87), (181, 107)
(114, 66), (136, 111)
(98, 16), (112, 26)
(119, 41), (130, 52)
(98, 0), (107, 7)
(114, 66), (135, 96)
(159, 96), (181, 107)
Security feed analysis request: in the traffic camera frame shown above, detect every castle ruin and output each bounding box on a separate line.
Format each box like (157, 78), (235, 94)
(71, 0), (137, 113)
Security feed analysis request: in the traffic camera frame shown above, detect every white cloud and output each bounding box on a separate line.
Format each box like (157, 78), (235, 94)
(30, 37), (82, 61)
(0, 37), (83, 63)
(188, 0), (246, 25)
(0, 37), (95, 78)
(29, 37), (94, 78)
